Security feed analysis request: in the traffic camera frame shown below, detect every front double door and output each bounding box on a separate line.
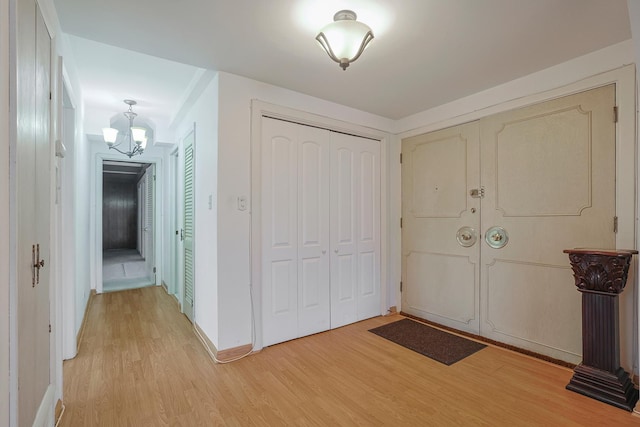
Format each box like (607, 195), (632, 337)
(402, 85), (615, 363)
(262, 118), (381, 347)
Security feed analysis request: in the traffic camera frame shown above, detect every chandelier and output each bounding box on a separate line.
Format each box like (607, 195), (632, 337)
(316, 10), (374, 70)
(102, 99), (148, 158)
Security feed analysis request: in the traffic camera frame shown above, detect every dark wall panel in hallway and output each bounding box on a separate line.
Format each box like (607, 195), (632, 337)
(103, 174), (137, 250)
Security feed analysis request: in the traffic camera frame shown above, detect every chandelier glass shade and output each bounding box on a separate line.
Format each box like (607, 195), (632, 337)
(102, 99), (148, 158)
(316, 10), (374, 70)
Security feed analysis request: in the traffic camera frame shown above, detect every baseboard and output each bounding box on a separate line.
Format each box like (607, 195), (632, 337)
(217, 344), (254, 361)
(32, 384), (54, 427)
(160, 283), (180, 309)
(194, 322), (253, 363)
(76, 290), (96, 352)
(55, 399), (64, 425)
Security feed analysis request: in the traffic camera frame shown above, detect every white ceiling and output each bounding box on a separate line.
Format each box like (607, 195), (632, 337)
(65, 35), (202, 127)
(54, 0), (631, 121)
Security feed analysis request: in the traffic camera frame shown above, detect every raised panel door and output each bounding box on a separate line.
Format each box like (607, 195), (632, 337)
(297, 127), (330, 337)
(330, 133), (381, 328)
(479, 84), (616, 363)
(401, 123), (481, 334)
(262, 118), (301, 346)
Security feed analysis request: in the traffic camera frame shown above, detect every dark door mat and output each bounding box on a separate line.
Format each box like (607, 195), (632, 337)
(369, 318), (486, 365)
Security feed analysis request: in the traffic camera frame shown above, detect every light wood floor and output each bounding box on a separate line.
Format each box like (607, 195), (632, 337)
(61, 286), (640, 426)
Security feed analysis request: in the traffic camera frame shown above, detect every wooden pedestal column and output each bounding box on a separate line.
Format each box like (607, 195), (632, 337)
(563, 248), (638, 411)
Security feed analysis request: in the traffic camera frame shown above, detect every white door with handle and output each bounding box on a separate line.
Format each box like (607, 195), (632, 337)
(262, 117), (381, 346)
(402, 122), (481, 334)
(402, 85), (616, 363)
(330, 132), (381, 329)
(262, 118), (331, 346)
(478, 85), (615, 362)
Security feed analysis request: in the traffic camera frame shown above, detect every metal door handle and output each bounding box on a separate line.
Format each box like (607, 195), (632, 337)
(485, 226), (509, 249)
(456, 227), (477, 247)
(32, 244), (44, 286)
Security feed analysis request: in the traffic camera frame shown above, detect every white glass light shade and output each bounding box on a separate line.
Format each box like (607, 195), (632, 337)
(131, 127), (146, 144)
(316, 10), (374, 70)
(103, 127), (119, 145)
(140, 136), (148, 150)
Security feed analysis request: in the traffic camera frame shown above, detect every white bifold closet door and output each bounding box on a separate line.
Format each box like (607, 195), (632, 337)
(262, 117), (380, 347)
(330, 132), (381, 328)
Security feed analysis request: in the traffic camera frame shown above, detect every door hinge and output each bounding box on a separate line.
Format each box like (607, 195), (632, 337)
(400, 217), (403, 228)
(153, 267), (157, 273)
(49, 324), (51, 333)
(400, 153), (403, 164)
(400, 281), (403, 292)
(49, 92), (52, 100)
(614, 216), (618, 233)
(613, 106), (618, 123)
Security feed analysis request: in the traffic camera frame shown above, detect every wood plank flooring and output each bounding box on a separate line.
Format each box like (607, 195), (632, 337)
(61, 286), (640, 426)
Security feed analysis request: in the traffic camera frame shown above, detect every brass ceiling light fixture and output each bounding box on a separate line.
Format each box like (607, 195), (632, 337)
(316, 10), (374, 70)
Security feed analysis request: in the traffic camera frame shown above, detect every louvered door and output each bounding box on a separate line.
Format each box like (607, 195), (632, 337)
(144, 165), (154, 281)
(183, 129), (195, 322)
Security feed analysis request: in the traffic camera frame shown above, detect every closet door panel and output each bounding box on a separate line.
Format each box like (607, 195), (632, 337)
(262, 118), (299, 346)
(356, 141), (380, 320)
(262, 117), (381, 343)
(331, 142), (358, 328)
(297, 128), (330, 337)
(330, 133), (381, 327)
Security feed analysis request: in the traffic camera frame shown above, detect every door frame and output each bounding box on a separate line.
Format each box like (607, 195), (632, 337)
(92, 153), (163, 294)
(169, 147), (180, 297)
(398, 65), (637, 372)
(250, 100), (391, 351)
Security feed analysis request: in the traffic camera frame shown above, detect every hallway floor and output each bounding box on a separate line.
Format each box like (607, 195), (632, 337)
(60, 286), (640, 426)
(102, 248), (154, 292)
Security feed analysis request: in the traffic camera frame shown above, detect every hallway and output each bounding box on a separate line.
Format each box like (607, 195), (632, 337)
(102, 249), (154, 292)
(60, 286), (640, 426)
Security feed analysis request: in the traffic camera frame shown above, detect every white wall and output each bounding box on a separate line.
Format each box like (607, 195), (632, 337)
(56, 34), (87, 356)
(395, 40), (635, 135)
(215, 72), (394, 350)
(74, 131), (90, 331)
(1, 0), (11, 423)
(173, 73), (220, 346)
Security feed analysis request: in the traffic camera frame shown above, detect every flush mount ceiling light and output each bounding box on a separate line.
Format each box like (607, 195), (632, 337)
(102, 99), (148, 158)
(316, 9), (374, 70)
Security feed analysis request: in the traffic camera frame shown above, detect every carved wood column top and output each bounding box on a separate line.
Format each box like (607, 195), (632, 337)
(563, 248), (637, 295)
